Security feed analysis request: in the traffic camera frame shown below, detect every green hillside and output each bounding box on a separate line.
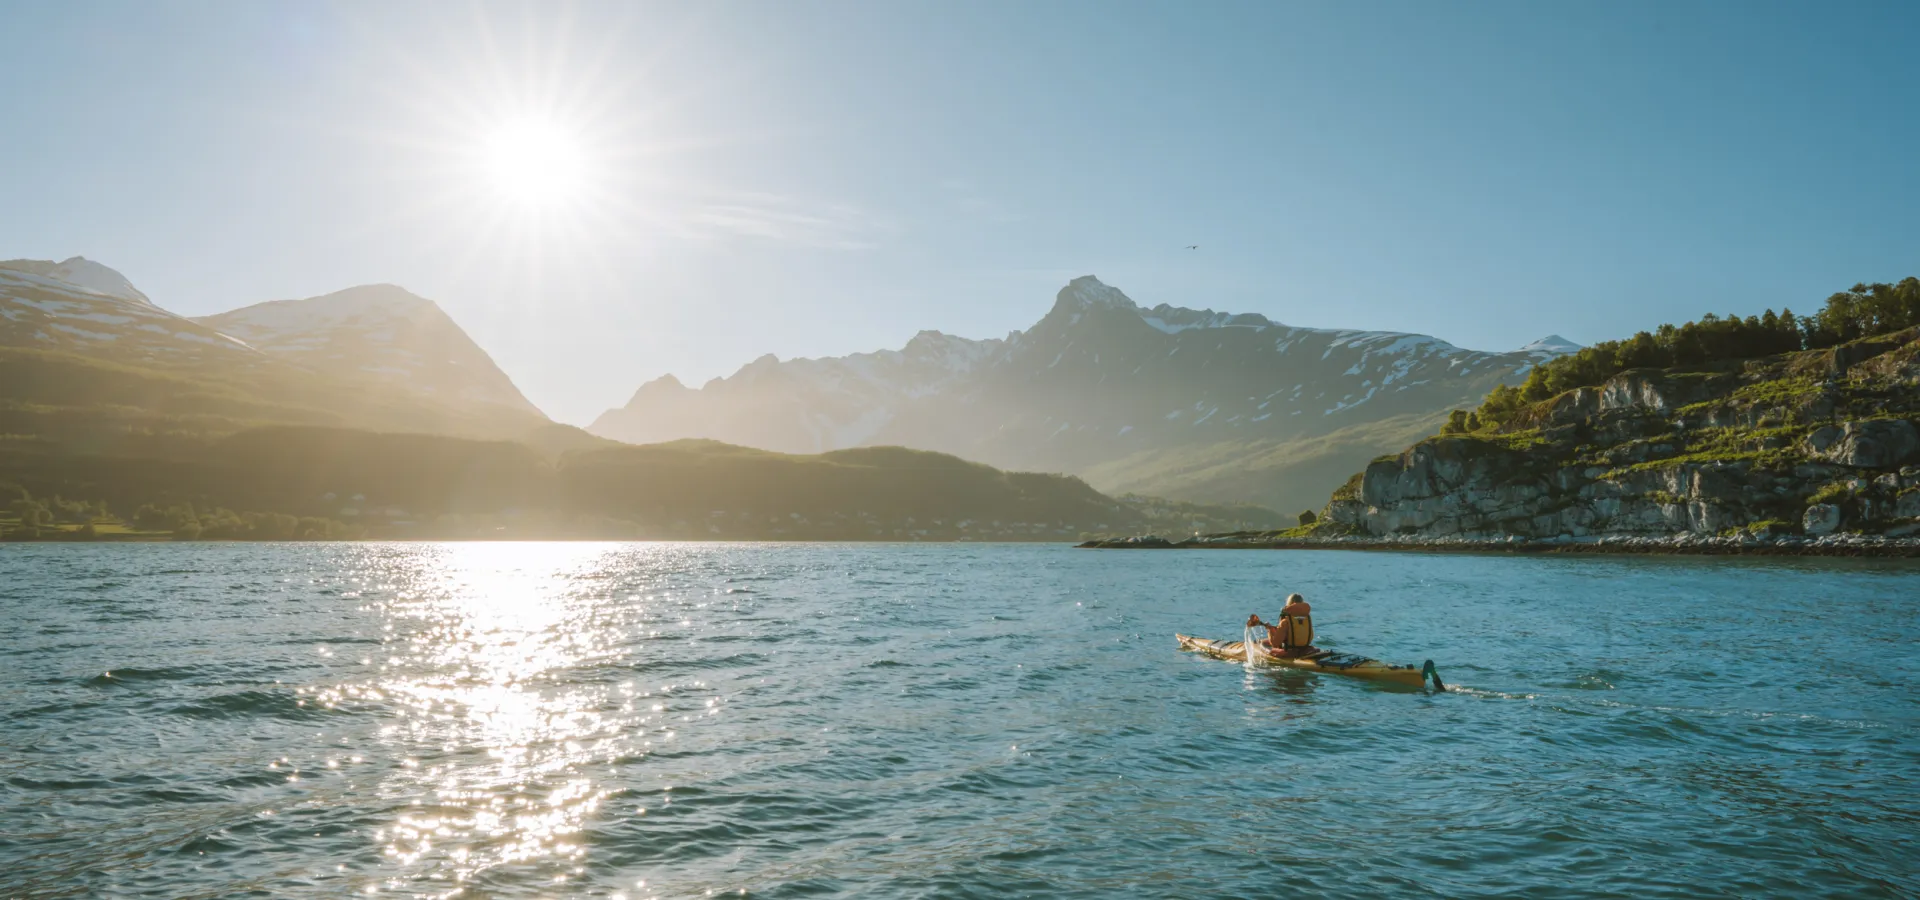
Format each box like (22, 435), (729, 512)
(0, 344), (547, 452)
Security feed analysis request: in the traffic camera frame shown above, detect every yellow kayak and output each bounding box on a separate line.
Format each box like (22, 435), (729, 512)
(1176, 633), (1444, 690)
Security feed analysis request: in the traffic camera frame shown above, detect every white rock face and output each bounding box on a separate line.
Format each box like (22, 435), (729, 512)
(1324, 337), (1920, 543)
(1803, 503), (1843, 536)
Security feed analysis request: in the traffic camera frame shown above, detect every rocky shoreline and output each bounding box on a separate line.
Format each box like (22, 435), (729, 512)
(1077, 531), (1920, 557)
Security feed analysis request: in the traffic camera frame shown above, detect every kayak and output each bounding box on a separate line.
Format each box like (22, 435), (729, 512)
(1176, 633), (1444, 690)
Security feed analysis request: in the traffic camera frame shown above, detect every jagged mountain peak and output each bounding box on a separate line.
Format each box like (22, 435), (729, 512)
(901, 329), (1003, 365)
(1138, 302), (1282, 334)
(1049, 278), (1289, 336)
(905, 328), (958, 347)
(620, 374), (690, 407)
(1053, 275), (1139, 314)
(591, 274), (1578, 486)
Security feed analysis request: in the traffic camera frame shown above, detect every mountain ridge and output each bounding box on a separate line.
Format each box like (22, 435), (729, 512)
(590, 275), (1576, 511)
(2, 256), (550, 445)
(196, 284), (543, 417)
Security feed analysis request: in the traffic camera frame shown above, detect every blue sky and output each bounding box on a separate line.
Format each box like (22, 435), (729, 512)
(2, 1), (1917, 424)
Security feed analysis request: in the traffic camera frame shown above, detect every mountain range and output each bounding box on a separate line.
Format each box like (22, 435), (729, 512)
(4, 257), (1277, 540)
(1, 257), (551, 446)
(591, 275), (1577, 513)
(2, 257), (1577, 525)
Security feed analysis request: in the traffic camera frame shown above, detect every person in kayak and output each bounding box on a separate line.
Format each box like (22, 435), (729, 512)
(1245, 593), (1315, 657)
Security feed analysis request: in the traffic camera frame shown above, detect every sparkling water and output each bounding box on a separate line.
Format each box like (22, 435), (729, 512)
(2, 543), (1915, 897)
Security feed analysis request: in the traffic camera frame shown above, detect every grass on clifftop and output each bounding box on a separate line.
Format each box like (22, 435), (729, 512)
(1597, 425), (1808, 477)
(1329, 470), (1366, 503)
(1453, 429), (1550, 452)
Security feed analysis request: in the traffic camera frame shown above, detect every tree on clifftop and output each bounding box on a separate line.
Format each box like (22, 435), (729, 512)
(1471, 276), (1919, 430)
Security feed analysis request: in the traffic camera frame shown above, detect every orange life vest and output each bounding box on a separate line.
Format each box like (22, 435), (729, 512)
(1273, 613), (1313, 649)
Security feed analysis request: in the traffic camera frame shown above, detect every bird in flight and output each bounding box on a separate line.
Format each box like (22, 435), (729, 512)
(1184, 244), (1199, 250)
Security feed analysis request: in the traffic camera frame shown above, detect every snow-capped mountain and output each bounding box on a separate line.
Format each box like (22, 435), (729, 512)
(590, 276), (1578, 506)
(1, 258), (261, 364)
(196, 285), (542, 416)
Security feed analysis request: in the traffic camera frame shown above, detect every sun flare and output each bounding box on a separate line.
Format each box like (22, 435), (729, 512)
(478, 117), (590, 207)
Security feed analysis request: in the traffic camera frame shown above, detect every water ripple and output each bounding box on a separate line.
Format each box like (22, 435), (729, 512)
(0, 543), (1916, 898)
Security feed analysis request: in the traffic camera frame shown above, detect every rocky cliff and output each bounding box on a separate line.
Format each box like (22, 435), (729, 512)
(1319, 327), (1920, 545)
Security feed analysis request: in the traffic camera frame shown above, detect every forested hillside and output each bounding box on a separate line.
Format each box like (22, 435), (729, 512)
(1463, 278), (1920, 431)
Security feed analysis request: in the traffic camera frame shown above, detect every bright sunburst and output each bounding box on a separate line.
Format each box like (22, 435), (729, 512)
(360, 6), (703, 278)
(478, 117), (590, 207)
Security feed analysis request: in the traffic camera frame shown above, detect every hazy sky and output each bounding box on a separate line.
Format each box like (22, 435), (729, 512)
(3, 1), (1917, 424)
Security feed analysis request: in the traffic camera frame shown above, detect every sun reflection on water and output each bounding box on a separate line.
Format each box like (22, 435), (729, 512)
(308, 542), (670, 896)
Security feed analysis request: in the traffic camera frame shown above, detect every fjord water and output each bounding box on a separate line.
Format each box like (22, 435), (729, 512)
(2, 545), (1915, 898)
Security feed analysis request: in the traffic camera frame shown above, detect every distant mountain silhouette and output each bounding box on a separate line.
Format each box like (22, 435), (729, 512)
(591, 276), (1575, 511)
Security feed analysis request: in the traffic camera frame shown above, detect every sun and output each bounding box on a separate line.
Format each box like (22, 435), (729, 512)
(478, 117), (590, 207)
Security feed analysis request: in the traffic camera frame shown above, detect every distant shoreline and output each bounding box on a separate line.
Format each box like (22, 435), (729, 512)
(0, 535), (1081, 545)
(1078, 535), (1920, 558)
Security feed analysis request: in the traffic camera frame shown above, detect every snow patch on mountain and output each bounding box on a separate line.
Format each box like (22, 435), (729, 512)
(1518, 334), (1583, 355)
(2, 256), (155, 306)
(1, 266), (258, 356)
(46, 257), (154, 306)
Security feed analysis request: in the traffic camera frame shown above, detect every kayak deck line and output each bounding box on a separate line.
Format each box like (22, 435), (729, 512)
(1176, 633), (1444, 690)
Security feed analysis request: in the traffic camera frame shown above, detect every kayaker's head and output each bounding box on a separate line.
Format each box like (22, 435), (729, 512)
(1287, 593), (1304, 604)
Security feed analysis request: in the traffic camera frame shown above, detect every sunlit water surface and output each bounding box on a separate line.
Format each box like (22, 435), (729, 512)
(2, 543), (1916, 898)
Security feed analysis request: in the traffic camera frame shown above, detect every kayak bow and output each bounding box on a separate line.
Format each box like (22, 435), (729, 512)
(1176, 633), (1444, 690)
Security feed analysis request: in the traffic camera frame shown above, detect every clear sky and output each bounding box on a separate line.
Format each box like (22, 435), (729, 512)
(3, 1), (1917, 424)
